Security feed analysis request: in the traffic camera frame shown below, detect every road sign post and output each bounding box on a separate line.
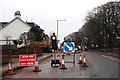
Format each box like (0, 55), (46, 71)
(63, 42), (76, 66)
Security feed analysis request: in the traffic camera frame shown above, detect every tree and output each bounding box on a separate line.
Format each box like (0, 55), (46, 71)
(19, 31), (35, 45)
(30, 26), (44, 41)
(80, 1), (120, 48)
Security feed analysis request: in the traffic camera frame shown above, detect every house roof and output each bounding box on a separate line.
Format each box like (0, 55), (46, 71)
(0, 17), (31, 30)
(0, 22), (8, 29)
(0, 17), (44, 31)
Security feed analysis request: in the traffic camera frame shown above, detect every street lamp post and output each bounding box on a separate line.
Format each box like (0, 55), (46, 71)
(57, 20), (66, 41)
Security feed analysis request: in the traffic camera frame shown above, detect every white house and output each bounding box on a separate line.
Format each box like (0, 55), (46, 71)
(0, 11), (35, 45)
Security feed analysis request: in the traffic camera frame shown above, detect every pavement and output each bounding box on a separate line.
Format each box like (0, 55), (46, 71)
(0, 53), (53, 78)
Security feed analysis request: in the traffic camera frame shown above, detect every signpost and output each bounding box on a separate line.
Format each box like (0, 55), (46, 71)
(18, 54), (36, 66)
(63, 42), (76, 66)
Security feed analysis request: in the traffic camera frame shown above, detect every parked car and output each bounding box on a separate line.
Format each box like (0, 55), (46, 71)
(81, 45), (88, 51)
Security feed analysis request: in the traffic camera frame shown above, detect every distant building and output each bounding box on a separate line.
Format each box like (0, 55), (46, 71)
(0, 11), (45, 45)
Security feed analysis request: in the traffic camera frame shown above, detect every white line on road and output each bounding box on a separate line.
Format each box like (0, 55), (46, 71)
(102, 55), (120, 62)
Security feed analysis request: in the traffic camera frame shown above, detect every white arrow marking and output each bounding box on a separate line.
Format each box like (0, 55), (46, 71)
(65, 43), (73, 51)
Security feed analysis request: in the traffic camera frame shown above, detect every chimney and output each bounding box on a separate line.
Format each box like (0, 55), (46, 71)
(14, 11), (21, 18)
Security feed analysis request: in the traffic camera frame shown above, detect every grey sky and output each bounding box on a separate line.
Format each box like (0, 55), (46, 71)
(0, 0), (116, 43)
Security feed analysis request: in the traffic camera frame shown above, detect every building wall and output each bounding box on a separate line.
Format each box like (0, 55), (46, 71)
(0, 19), (31, 45)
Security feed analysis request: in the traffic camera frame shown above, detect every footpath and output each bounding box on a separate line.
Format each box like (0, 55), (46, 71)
(0, 53), (52, 78)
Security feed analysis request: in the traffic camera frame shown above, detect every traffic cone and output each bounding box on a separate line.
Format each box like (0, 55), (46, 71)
(57, 51), (60, 57)
(60, 54), (67, 69)
(66, 52), (71, 55)
(68, 52), (71, 55)
(78, 54), (82, 64)
(81, 55), (88, 67)
(33, 58), (41, 72)
(7, 61), (15, 75)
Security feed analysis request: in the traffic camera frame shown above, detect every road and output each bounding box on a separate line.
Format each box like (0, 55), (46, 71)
(2, 51), (120, 79)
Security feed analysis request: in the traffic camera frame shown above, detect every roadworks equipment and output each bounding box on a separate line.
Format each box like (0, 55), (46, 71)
(57, 51), (60, 57)
(60, 53), (67, 69)
(81, 55), (88, 67)
(33, 58), (41, 72)
(78, 53), (83, 64)
(8, 60), (15, 75)
(66, 52), (71, 55)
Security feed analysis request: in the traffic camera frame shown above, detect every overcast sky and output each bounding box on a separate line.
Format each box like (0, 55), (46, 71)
(0, 0), (116, 43)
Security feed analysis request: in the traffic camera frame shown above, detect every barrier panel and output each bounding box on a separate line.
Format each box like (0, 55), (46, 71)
(18, 54), (36, 66)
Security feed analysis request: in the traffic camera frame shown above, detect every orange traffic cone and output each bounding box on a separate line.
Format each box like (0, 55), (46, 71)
(57, 51), (60, 57)
(81, 55), (88, 67)
(78, 54), (82, 64)
(33, 58), (41, 72)
(8, 61), (15, 75)
(68, 52), (71, 55)
(60, 54), (67, 69)
(66, 52), (71, 55)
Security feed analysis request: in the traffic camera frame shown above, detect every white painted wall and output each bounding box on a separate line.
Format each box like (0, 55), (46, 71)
(0, 18), (31, 45)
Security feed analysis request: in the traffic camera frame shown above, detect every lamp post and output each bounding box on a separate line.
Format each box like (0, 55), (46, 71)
(57, 20), (66, 41)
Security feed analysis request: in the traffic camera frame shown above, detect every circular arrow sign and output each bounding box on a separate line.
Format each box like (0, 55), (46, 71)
(63, 42), (75, 53)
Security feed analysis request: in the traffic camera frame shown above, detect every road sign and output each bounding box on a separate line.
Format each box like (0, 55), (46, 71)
(18, 54), (36, 66)
(63, 42), (75, 53)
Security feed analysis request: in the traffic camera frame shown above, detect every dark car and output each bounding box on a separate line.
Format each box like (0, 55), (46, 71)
(81, 45), (88, 51)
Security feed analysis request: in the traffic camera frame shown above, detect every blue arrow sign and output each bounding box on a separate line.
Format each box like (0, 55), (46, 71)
(63, 42), (75, 53)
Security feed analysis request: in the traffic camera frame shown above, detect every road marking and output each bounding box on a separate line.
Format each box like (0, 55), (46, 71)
(102, 55), (120, 62)
(109, 57), (116, 61)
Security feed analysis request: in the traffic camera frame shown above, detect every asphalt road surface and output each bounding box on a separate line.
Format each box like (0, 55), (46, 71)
(2, 51), (120, 79)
